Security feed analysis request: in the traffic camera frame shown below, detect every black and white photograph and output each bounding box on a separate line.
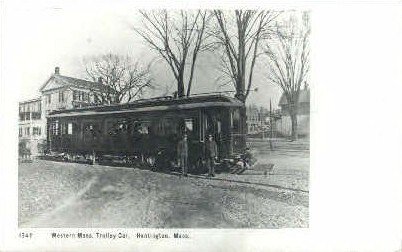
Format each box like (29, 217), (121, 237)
(2, 1), (402, 252)
(17, 9), (310, 229)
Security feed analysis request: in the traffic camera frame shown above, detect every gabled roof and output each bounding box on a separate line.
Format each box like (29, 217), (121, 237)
(279, 89), (310, 106)
(39, 74), (115, 93)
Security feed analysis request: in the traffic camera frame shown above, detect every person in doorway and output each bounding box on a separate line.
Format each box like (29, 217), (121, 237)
(177, 133), (189, 176)
(206, 134), (218, 177)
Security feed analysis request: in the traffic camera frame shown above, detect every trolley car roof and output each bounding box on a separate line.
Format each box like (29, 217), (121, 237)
(48, 94), (244, 118)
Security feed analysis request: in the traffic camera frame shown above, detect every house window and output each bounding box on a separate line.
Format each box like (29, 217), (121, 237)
(79, 92), (83, 101)
(37, 101), (41, 112)
(47, 94), (51, 104)
(59, 91), (65, 103)
(73, 90), (77, 101)
(81, 92), (89, 102)
(33, 127), (41, 136)
(32, 112), (41, 120)
(19, 128), (22, 137)
(25, 127), (30, 136)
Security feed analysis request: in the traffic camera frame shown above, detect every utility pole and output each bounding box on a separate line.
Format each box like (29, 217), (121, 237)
(269, 99), (274, 151)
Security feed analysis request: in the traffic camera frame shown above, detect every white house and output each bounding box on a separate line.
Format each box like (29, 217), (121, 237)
(276, 88), (310, 138)
(19, 67), (113, 156)
(19, 98), (46, 156)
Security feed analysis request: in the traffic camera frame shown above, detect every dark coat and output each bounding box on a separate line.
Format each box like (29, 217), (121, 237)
(205, 139), (218, 158)
(177, 139), (188, 158)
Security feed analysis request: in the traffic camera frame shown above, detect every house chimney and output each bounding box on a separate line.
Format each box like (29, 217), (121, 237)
(98, 77), (103, 84)
(55, 67), (60, 75)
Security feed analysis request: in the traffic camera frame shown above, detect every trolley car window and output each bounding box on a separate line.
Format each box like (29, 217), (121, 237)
(67, 123), (73, 135)
(85, 123), (94, 131)
(231, 109), (240, 132)
(136, 121), (150, 135)
(107, 120), (128, 136)
(61, 123), (67, 135)
(199, 111), (206, 142)
(185, 119), (193, 132)
(52, 120), (59, 135)
(154, 119), (178, 136)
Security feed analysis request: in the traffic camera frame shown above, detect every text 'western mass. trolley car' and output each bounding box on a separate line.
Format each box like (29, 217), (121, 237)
(46, 94), (248, 173)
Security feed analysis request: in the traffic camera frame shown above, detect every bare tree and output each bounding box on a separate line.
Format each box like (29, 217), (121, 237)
(264, 12), (310, 141)
(134, 10), (211, 98)
(212, 10), (280, 102)
(85, 53), (153, 104)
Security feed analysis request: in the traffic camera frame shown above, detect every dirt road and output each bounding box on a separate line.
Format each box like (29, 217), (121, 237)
(19, 163), (307, 228)
(19, 140), (309, 228)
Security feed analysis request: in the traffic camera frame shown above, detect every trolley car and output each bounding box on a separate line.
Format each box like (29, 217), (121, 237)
(46, 94), (247, 173)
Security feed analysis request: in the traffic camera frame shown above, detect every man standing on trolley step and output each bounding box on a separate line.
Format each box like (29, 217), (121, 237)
(177, 133), (189, 176)
(206, 134), (218, 177)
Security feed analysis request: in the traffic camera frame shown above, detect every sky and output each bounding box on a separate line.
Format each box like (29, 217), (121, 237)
(7, 5), (284, 109)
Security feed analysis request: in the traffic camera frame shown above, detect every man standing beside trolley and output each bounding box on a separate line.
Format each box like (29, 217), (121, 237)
(206, 134), (218, 177)
(177, 133), (189, 176)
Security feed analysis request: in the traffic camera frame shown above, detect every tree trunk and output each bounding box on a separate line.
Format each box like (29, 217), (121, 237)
(178, 83), (184, 98)
(239, 107), (247, 153)
(235, 78), (246, 102)
(177, 72), (185, 98)
(290, 111), (298, 141)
